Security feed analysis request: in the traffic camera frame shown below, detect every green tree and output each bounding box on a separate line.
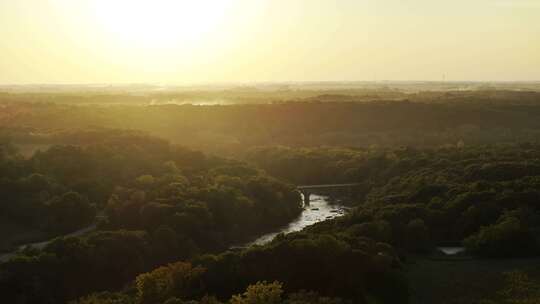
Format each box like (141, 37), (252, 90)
(230, 281), (283, 304)
(47, 191), (95, 232)
(464, 215), (538, 257)
(136, 262), (206, 304)
(406, 219), (430, 252)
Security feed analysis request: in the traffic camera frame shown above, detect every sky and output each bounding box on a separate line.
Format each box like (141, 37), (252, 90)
(0, 0), (539, 84)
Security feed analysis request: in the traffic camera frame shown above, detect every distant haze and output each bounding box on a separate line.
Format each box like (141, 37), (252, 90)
(1, 0), (539, 84)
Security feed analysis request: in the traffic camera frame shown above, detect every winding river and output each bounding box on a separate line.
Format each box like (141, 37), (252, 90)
(241, 194), (348, 247)
(1, 195), (347, 262)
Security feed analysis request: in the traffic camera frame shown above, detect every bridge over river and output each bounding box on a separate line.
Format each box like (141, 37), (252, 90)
(297, 183), (360, 206)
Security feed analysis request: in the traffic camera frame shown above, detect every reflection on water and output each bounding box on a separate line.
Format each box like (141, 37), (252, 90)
(243, 194), (348, 247)
(437, 247), (466, 255)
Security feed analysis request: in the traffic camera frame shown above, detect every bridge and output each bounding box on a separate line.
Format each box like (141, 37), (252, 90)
(297, 183), (361, 206)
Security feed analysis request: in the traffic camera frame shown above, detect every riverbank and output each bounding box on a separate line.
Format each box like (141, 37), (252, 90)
(0, 223), (98, 263)
(1, 196), (347, 263)
(232, 194), (348, 248)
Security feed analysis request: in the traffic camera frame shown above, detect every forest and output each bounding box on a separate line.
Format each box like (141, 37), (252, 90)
(1, 87), (540, 304)
(3, 89), (540, 156)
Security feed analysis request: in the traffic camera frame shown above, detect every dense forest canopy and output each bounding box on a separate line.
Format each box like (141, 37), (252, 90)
(2, 0), (540, 299)
(2, 87), (540, 304)
(3, 89), (540, 156)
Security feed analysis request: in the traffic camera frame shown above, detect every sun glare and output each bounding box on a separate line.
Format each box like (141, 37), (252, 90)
(91, 0), (233, 48)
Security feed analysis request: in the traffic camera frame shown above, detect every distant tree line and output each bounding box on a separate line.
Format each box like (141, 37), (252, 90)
(4, 90), (540, 155)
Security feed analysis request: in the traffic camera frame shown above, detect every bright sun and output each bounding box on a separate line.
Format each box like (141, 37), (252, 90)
(91, 0), (234, 48)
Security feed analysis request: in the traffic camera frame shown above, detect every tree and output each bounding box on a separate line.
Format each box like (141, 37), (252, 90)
(47, 191), (95, 233)
(136, 262), (206, 304)
(406, 219), (430, 252)
(285, 291), (348, 304)
(230, 281), (283, 304)
(73, 292), (136, 304)
(464, 215), (538, 257)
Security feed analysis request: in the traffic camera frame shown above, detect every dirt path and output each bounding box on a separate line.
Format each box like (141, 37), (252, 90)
(0, 224), (97, 263)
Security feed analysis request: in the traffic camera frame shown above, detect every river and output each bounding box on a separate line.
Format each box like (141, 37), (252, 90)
(1, 196), (347, 262)
(241, 194), (348, 247)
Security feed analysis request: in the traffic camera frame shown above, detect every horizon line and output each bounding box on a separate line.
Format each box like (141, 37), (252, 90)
(1, 80), (540, 87)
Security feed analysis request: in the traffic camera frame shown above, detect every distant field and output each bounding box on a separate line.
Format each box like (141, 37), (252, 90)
(408, 258), (540, 304)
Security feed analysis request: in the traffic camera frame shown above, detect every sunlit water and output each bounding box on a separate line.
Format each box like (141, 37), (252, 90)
(1, 197), (348, 261)
(240, 194), (348, 247)
(437, 247), (466, 255)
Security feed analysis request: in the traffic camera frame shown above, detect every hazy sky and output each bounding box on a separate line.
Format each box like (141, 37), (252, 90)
(1, 0), (539, 84)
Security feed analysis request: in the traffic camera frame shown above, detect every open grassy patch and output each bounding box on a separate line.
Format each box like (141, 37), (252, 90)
(407, 258), (540, 304)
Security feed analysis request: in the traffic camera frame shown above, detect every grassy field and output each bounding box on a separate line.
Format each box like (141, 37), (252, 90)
(407, 257), (540, 304)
